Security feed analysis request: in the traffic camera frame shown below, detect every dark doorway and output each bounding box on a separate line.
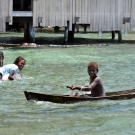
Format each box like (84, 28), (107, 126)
(13, 0), (31, 11)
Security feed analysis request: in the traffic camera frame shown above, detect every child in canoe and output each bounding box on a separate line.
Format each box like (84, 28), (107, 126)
(0, 56), (26, 80)
(67, 61), (105, 97)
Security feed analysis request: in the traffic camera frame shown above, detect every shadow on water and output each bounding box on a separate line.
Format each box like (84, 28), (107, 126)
(0, 31), (135, 45)
(35, 37), (135, 45)
(1, 36), (135, 45)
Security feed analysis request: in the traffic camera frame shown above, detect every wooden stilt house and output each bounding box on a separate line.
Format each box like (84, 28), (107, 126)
(0, 0), (135, 43)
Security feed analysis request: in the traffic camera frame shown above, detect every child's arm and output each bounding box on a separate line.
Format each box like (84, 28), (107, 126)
(67, 77), (101, 91)
(67, 85), (81, 90)
(8, 70), (15, 80)
(82, 78), (100, 91)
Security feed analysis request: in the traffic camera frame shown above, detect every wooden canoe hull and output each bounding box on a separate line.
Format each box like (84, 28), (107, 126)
(24, 89), (135, 104)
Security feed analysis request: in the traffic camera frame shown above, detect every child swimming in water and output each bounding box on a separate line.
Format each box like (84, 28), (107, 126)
(67, 61), (105, 97)
(0, 56), (26, 80)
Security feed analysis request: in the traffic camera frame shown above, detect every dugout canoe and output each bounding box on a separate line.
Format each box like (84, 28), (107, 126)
(24, 89), (135, 104)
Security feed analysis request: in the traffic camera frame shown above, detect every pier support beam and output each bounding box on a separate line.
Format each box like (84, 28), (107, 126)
(84, 24), (87, 32)
(118, 30), (122, 43)
(76, 24), (79, 32)
(112, 31), (122, 43)
(64, 21), (69, 44)
(24, 22), (35, 43)
(68, 24), (75, 40)
(112, 31), (115, 39)
(54, 26), (59, 32)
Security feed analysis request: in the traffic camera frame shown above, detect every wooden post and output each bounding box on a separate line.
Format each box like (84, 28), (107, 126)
(24, 22), (35, 43)
(68, 24), (75, 40)
(54, 26), (59, 32)
(112, 31), (115, 39)
(6, 22), (9, 31)
(75, 24), (79, 32)
(118, 30), (122, 43)
(84, 24), (87, 32)
(98, 31), (102, 37)
(64, 21), (69, 44)
(24, 22), (29, 41)
(29, 22), (35, 43)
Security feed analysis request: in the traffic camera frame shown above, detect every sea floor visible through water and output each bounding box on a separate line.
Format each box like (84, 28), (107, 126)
(0, 26), (135, 46)
(1, 27), (135, 135)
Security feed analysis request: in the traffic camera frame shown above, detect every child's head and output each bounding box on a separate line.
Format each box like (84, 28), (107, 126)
(88, 62), (99, 77)
(0, 52), (4, 67)
(14, 56), (26, 70)
(88, 62), (98, 71)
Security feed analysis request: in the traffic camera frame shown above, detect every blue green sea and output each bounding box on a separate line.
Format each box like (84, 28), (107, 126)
(1, 43), (135, 134)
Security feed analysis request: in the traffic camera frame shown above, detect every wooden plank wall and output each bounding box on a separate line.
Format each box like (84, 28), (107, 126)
(0, 0), (5, 32)
(0, 0), (135, 32)
(131, 0), (135, 28)
(0, 0), (12, 32)
(123, 0), (135, 34)
(34, 0), (132, 31)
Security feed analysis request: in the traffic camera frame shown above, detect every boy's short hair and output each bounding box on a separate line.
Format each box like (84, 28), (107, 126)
(88, 62), (98, 71)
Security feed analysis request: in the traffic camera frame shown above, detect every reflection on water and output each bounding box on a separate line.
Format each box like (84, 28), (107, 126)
(1, 45), (135, 135)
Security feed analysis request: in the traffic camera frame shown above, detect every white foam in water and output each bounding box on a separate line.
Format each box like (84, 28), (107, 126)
(2, 74), (9, 81)
(12, 73), (22, 80)
(2, 73), (22, 81)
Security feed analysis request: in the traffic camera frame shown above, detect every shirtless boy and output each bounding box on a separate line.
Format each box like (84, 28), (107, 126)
(67, 62), (105, 97)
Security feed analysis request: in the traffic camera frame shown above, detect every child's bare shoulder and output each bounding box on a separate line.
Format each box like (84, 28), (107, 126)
(95, 76), (102, 82)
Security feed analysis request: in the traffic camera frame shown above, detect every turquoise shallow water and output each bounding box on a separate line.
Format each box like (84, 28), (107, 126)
(1, 45), (135, 135)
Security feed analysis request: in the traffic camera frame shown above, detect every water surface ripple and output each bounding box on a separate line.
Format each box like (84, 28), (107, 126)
(1, 45), (135, 135)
